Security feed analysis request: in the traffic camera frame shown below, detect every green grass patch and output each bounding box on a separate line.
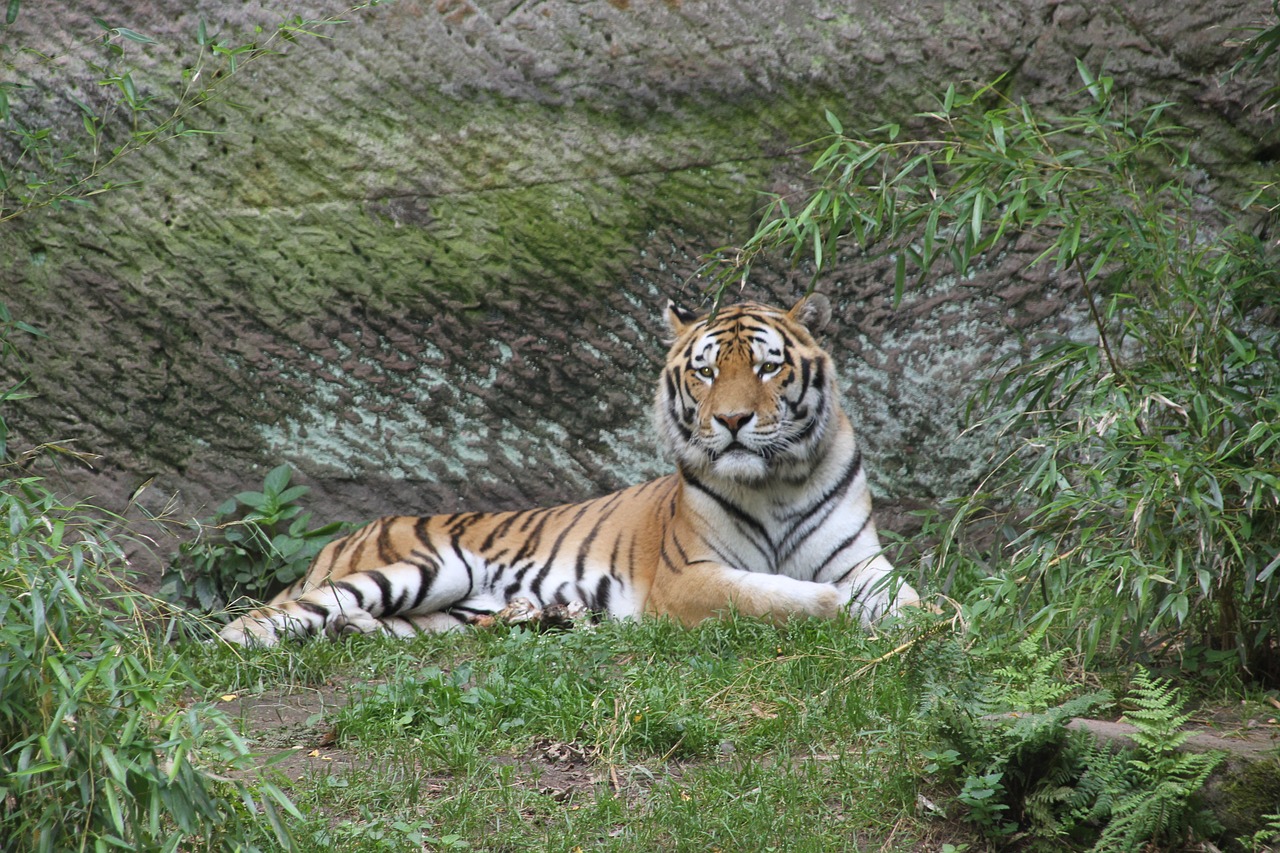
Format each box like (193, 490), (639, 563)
(190, 615), (943, 851)
(183, 605), (1271, 851)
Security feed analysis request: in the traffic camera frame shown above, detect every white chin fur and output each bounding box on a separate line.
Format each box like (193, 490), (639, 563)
(709, 451), (770, 482)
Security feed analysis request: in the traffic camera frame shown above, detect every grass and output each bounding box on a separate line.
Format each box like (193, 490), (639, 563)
(189, 614), (960, 852)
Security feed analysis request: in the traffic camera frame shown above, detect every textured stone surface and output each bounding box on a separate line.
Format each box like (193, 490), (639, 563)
(0, 0), (1273, 579)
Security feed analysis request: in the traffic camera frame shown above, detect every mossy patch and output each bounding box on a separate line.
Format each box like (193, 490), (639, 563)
(1214, 757), (1280, 843)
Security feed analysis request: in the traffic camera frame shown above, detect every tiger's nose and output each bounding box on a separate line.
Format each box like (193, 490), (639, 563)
(714, 412), (754, 434)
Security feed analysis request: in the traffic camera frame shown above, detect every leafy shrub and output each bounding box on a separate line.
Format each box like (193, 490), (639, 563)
(713, 62), (1280, 680)
(0, 476), (302, 851)
(917, 635), (1222, 849)
(1096, 670), (1223, 851)
(162, 463), (346, 614)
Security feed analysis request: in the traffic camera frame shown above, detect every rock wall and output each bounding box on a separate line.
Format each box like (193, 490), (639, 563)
(0, 0), (1273, 574)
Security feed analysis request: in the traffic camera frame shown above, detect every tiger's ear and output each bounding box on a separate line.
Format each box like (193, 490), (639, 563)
(666, 300), (700, 335)
(788, 293), (831, 332)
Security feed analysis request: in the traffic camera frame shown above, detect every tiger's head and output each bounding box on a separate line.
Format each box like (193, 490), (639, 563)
(656, 295), (840, 484)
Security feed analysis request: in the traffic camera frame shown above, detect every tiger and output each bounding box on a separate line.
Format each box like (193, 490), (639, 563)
(218, 294), (921, 646)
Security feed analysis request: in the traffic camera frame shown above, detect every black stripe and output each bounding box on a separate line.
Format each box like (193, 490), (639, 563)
(623, 531), (639, 583)
(375, 519), (408, 565)
(703, 536), (755, 574)
(480, 511), (524, 552)
(682, 470), (775, 568)
(332, 581), (366, 608)
(810, 357), (826, 398)
(608, 530), (625, 581)
(825, 521), (875, 583)
(660, 541), (684, 574)
(671, 529), (690, 565)
(527, 503), (595, 600)
(341, 521), (384, 570)
(445, 531), (477, 600)
(778, 451), (862, 562)
(681, 468), (771, 546)
(449, 604), (494, 618)
(295, 600), (331, 619)
(408, 560), (439, 610)
(367, 570), (394, 614)
(573, 491), (626, 580)
(511, 508), (557, 564)
(663, 370), (680, 408)
(594, 575), (611, 613)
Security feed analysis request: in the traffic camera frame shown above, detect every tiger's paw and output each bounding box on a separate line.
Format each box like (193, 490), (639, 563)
(540, 600), (588, 629)
(471, 598), (589, 631)
(496, 597), (541, 625)
(219, 616), (278, 647)
(326, 610), (381, 639)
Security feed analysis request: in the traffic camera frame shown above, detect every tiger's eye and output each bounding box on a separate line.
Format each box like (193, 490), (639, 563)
(760, 361), (782, 374)
(697, 366), (715, 378)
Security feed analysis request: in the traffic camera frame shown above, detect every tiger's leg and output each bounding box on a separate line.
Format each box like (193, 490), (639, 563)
(655, 560), (919, 627)
(218, 559), (473, 646)
(654, 562), (847, 625)
(330, 610), (467, 639)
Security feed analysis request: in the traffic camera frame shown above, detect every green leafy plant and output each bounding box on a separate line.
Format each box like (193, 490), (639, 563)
(1240, 811), (1280, 852)
(162, 463), (346, 613)
(1093, 669), (1224, 851)
(0, 484), (303, 850)
(918, 632), (1223, 849)
(711, 62), (1280, 680)
(916, 631), (1113, 841)
(1224, 0), (1280, 113)
(314, 814), (470, 851)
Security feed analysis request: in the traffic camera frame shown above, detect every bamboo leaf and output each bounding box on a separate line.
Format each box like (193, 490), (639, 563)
(114, 26), (158, 44)
(893, 253), (906, 306)
(971, 191), (985, 244)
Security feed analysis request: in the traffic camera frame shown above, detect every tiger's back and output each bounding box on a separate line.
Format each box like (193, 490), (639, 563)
(219, 296), (920, 645)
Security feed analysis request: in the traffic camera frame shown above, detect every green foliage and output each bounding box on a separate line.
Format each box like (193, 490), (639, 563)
(0, 477), (302, 851)
(1094, 669), (1224, 851)
(162, 463), (346, 614)
(918, 634), (1222, 850)
(313, 815), (470, 851)
(916, 630), (1113, 841)
(1240, 811), (1280, 853)
(716, 62), (1280, 680)
(0, 274), (301, 849)
(0, 3), (386, 222)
